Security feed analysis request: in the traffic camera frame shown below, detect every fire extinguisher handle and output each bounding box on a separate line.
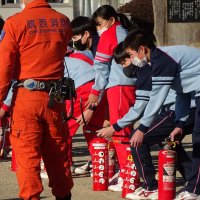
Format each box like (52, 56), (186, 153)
(171, 142), (176, 148)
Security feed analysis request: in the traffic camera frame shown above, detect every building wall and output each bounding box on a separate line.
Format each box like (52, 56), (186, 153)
(0, 5), (73, 20)
(0, 7), (20, 20)
(153, 0), (200, 47)
(72, 0), (119, 18)
(0, 0), (128, 20)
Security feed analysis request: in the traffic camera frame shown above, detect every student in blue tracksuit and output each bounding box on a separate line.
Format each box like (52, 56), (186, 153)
(64, 49), (107, 175)
(84, 6), (137, 191)
(122, 29), (200, 200)
(65, 16), (107, 175)
(97, 42), (195, 200)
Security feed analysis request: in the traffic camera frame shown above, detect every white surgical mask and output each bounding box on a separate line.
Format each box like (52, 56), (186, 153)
(97, 20), (110, 36)
(132, 56), (148, 68)
(97, 27), (107, 36)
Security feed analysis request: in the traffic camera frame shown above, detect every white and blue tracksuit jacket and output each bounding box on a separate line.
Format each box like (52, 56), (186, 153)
(64, 50), (95, 89)
(138, 45), (200, 133)
(112, 64), (183, 131)
(91, 21), (136, 96)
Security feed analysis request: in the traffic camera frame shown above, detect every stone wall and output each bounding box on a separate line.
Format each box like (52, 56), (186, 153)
(118, 0), (200, 47)
(153, 0), (200, 47)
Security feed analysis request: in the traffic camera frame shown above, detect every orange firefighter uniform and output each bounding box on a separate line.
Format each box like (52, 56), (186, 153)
(0, 0), (73, 199)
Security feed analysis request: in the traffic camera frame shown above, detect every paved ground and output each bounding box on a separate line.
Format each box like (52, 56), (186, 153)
(0, 132), (192, 200)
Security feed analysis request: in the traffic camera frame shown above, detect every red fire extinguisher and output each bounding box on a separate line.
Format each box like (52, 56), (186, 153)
(122, 146), (140, 198)
(108, 141), (116, 179)
(92, 137), (109, 191)
(158, 138), (176, 200)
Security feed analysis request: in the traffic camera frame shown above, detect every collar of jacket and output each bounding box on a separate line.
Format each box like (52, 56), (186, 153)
(150, 47), (158, 62)
(24, 0), (51, 10)
(109, 21), (121, 30)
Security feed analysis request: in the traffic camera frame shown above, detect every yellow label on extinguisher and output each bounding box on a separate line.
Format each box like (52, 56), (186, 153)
(128, 155), (133, 162)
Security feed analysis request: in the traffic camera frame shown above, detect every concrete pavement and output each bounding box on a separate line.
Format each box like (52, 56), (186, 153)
(0, 132), (192, 200)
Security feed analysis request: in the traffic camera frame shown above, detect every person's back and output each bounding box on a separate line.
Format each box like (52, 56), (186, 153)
(158, 45), (200, 93)
(0, 0), (71, 83)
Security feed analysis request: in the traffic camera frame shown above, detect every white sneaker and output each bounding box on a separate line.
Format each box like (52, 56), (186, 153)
(74, 161), (92, 175)
(109, 171), (120, 185)
(71, 164), (75, 174)
(90, 169), (93, 177)
(108, 177), (123, 192)
(126, 187), (158, 200)
(174, 191), (200, 200)
(40, 171), (48, 179)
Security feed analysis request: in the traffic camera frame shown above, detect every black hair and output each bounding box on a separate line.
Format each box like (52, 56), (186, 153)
(92, 5), (133, 30)
(114, 42), (130, 64)
(124, 28), (156, 51)
(0, 17), (5, 32)
(70, 16), (96, 36)
(130, 16), (154, 34)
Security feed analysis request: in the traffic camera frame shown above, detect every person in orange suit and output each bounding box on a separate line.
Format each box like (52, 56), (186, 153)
(0, 0), (73, 199)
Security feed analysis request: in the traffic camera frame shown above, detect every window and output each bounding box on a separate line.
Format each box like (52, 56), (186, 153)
(0, 0), (19, 6)
(1, 0), (19, 5)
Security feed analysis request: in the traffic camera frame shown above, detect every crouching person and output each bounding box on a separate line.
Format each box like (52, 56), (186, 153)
(97, 40), (195, 200)
(123, 29), (200, 200)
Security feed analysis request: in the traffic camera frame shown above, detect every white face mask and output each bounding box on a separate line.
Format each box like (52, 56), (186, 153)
(132, 56), (148, 68)
(97, 20), (110, 36)
(97, 27), (107, 36)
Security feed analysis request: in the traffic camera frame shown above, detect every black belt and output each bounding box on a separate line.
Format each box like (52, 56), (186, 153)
(17, 79), (59, 91)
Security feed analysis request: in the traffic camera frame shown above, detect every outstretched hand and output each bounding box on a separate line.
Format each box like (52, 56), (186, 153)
(130, 130), (144, 147)
(97, 126), (115, 139)
(76, 109), (94, 125)
(170, 127), (183, 142)
(0, 109), (6, 120)
(85, 94), (99, 110)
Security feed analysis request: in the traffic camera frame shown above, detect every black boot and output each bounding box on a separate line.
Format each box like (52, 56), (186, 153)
(56, 193), (71, 200)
